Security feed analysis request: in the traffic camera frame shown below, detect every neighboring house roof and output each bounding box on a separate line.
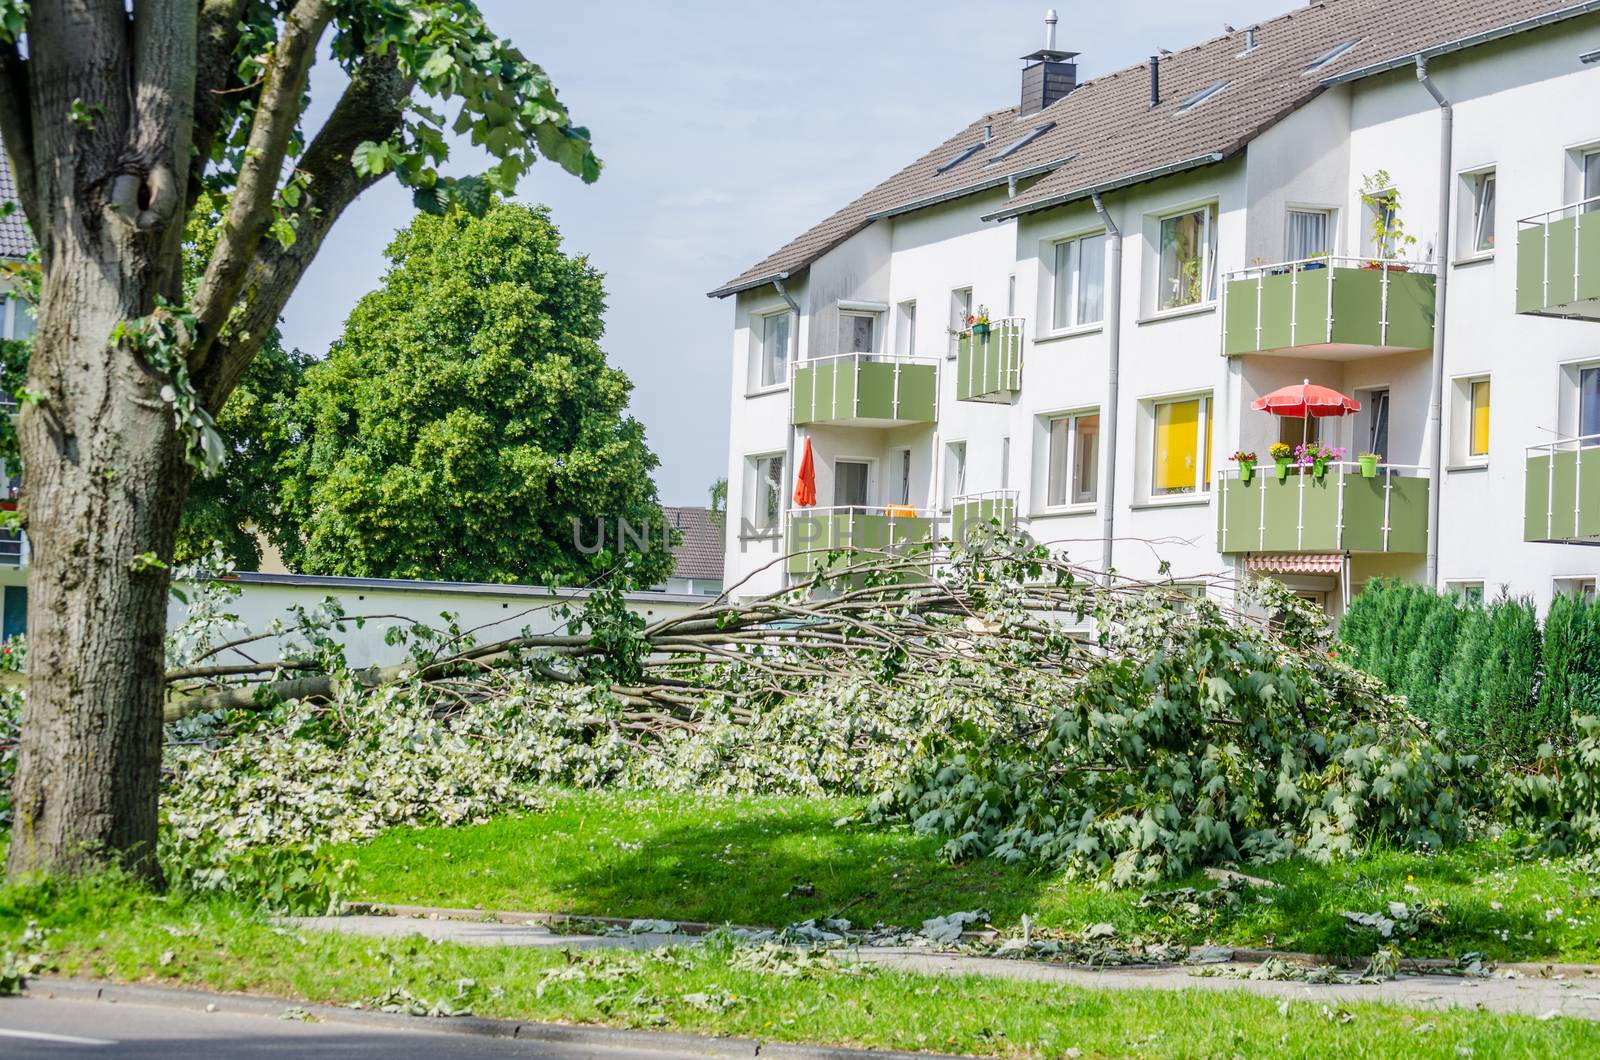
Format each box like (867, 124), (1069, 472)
(0, 143), (30, 259)
(663, 506), (725, 581)
(711, 0), (1597, 297)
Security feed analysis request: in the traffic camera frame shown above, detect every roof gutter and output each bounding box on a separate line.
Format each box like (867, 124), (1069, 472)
(1417, 54), (1453, 591)
(1320, 1), (1600, 85)
(707, 270), (792, 300)
(865, 154), (1078, 222)
(982, 152), (1227, 221)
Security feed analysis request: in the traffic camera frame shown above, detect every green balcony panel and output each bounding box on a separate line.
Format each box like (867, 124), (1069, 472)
(1525, 448), (1600, 542)
(791, 358), (938, 426)
(1216, 468), (1428, 554)
(1222, 265), (1436, 356)
(785, 510), (935, 575)
(955, 319), (1023, 402)
(951, 493), (1016, 541)
(1516, 214), (1600, 320)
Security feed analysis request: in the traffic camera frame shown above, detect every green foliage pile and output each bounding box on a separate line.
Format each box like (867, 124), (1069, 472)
(276, 200), (672, 586)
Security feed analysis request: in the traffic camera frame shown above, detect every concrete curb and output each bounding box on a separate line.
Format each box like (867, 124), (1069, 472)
(27, 976), (963, 1059)
(345, 900), (1600, 977)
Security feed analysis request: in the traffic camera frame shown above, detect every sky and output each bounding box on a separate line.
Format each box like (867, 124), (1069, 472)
(281, 0), (1298, 506)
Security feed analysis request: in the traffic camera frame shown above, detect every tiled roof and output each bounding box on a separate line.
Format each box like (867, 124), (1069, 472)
(0, 141), (30, 259)
(711, 0), (1597, 297)
(663, 506), (725, 581)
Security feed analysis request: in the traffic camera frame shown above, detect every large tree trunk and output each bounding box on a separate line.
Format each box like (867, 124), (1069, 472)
(3, 0), (195, 884)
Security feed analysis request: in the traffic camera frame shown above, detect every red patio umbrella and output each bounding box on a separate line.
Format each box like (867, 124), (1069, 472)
(792, 437), (816, 507)
(1252, 380), (1361, 447)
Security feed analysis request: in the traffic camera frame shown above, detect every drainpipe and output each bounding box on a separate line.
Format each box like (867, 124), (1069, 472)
(1417, 55), (1452, 589)
(773, 276), (801, 585)
(1093, 193), (1122, 582)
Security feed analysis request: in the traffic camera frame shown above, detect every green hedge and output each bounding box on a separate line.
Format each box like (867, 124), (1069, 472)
(1339, 580), (1566, 758)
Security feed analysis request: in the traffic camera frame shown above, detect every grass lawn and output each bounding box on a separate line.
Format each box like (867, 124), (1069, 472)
(3, 876), (1599, 1059)
(337, 788), (1600, 963)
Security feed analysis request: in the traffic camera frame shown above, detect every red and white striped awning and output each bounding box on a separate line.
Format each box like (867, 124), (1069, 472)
(1243, 553), (1345, 574)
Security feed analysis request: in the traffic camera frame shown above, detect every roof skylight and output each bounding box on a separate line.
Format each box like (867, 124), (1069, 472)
(987, 122), (1056, 164)
(936, 142), (984, 173)
(1305, 39), (1359, 72)
(1177, 81), (1228, 113)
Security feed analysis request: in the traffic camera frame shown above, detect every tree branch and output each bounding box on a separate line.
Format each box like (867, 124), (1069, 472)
(0, 39), (37, 232)
(190, 0), (333, 369)
(195, 48), (412, 409)
(186, 0), (250, 215)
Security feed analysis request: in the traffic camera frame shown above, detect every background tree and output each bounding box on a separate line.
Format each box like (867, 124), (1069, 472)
(277, 201), (669, 586)
(0, 0), (600, 881)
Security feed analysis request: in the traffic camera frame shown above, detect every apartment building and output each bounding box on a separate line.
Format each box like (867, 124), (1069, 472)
(0, 147), (29, 638)
(713, 0), (1600, 613)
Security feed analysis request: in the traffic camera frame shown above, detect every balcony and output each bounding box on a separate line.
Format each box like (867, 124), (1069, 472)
(1216, 462), (1429, 555)
(785, 505), (936, 575)
(1221, 257), (1437, 358)
(955, 317), (1023, 402)
(1525, 438), (1600, 542)
(1516, 199), (1600, 321)
(952, 490), (1017, 542)
(790, 354), (938, 427)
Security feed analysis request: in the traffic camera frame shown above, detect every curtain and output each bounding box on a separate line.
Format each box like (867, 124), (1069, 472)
(1582, 368), (1600, 443)
(1073, 414), (1100, 504)
(761, 313), (789, 388)
(1470, 380), (1491, 457)
(1286, 210), (1329, 261)
(1154, 399), (1200, 494)
(1078, 233), (1105, 324)
(1047, 418), (1070, 506)
(1052, 240), (1077, 330)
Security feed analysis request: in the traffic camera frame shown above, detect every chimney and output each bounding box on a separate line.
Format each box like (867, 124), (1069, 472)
(1149, 54), (1160, 108)
(1244, 25), (1258, 52)
(1019, 9), (1079, 116)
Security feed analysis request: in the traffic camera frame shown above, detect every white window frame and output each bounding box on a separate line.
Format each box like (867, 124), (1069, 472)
(1047, 230), (1107, 334)
(1444, 580), (1485, 606)
(837, 309), (880, 355)
(948, 287), (973, 359)
(1036, 408), (1101, 512)
(1448, 374), (1491, 467)
(1141, 391), (1214, 501)
(895, 300), (917, 357)
(1457, 167), (1496, 259)
(1565, 359), (1600, 447)
(889, 446), (913, 506)
(1154, 203), (1218, 314)
(1554, 576), (1598, 601)
(831, 456), (877, 509)
(743, 452), (786, 535)
(749, 308), (792, 394)
(1284, 206), (1335, 261)
(941, 439), (967, 510)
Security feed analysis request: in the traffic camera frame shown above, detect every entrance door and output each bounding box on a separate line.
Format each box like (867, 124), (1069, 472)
(834, 460), (871, 510)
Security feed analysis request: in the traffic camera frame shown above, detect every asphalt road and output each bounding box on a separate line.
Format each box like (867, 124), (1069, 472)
(0, 994), (713, 1058)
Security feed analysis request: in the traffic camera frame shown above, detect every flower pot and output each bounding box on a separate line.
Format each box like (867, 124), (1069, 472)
(1313, 463), (1329, 480)
(1359, 455), (1379, 478)
(1274, 457), (1291, 480)
(1239, 463), (1255, 483)
(1302, 262), (1326, 271)
(971, 323), (990, 336)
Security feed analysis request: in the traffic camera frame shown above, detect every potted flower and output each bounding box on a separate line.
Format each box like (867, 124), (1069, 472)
(1270, 442), (1294, 479)
(967, 306), (992, 336)
(1295, 443), (1346, 480)
(1358, 451), (1382, 478)
(1360, 170), (1417, 270)
(1301, 252), (1328, 272)
(1230, 450), (1258, 483)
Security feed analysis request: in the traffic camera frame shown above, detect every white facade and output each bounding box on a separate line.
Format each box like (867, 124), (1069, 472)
(721, 15), (1600, 613)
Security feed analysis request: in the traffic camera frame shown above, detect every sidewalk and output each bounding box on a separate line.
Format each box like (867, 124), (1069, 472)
(287, 910), (1600, 1023)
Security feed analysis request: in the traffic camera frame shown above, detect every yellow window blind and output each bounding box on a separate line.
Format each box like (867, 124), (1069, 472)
(1470, 380), (1490, 457)
(1154, 398), (1200, 494)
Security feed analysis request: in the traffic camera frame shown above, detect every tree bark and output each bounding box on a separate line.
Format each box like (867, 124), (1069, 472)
(4, 0), (197, 884)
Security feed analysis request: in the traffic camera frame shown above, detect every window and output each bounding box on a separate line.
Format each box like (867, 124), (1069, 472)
(1446, 580), (1485, 606)
(834, 460), (870, 509)
(1285, 208), (1331, 261)
(1157, 206), (1217, 311)
(948, 287), (972, 358)
(1051, 233), (1105, 330)
(1469, 171), (1496, 255)
(1043, 411), (1099, 507)
(1177, 81), (1228, 113)
(1555, 576), (1598, 601)
(942, 440), (967, 508)
(1000, 436), (1011, 490)
(1305, 39), (1359, 72)
(1365, 388), (1390, 458)
(755, 311), (791, 389)
(895, 300), (917, 357)
(1366, 187), (1398, 258)
(746, 454), (784, 532)
(1278, 414), (1324, 451)
(891, 448), (912, 505)
(1470, 379), (1490, 458)
(937, 142), (983, 173)
(987, 122), (1054, 163)
(0, 296), (35, 342)
(1582, 366), (1600, 444)
(839, 312), (876, 354)
(1585, 149), (1600, 212)
(1150, 395), (1212, 497)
